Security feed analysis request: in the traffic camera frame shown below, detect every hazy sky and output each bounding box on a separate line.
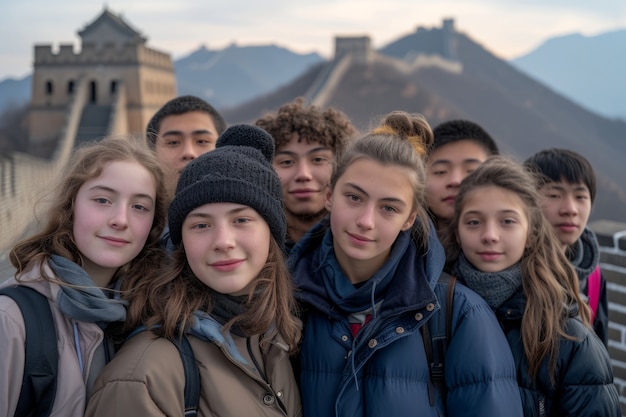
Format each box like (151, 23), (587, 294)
(1, 0), (624, 80)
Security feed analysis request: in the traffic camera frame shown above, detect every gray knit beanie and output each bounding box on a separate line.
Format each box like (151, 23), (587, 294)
(168, 124), (286, 251)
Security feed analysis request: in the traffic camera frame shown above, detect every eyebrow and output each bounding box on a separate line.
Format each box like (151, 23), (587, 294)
(546, 184), (589, 193)
(344, 182), (408, 206)
(89, 185), (155, 202)
(430, 158), (483, 166)
(187, 206), (252, 219)
(275, 146), (332, 157)
(161, 129), (215, 137)
(462, 209), (521, 216)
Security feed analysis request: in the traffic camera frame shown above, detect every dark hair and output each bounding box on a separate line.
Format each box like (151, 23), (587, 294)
(430, 119), (499, 156)
(145, 95), (227, 149)
(524, 148), (596, 203)
(332, 111), (433, 249)
(10, 136), (167, 289)
(255, 97), (356, 158)
(441, 156), (590, 386)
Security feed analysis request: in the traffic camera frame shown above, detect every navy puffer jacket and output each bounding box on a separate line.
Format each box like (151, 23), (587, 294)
(289, 221), (523, 417)
(496, 290), (620, 417)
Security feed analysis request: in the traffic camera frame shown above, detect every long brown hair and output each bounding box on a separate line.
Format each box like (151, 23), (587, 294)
(9, 136), (167, 289)
(442, 156), (591, 385)
(331, 111), (434, 249)
(127, 235), (301, 353)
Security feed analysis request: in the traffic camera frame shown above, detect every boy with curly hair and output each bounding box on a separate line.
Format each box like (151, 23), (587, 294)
(256, 98), (356, 251)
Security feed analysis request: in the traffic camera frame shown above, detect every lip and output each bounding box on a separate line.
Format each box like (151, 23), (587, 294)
(347, 232), (374, 246)
(209, 259), (244, 272)
(100, 236), (130, 247)
(556, 223), (579, 233)
(442, 195), (456, 204)
(477, 251), (502, 261)
(289, 188), (318, 199)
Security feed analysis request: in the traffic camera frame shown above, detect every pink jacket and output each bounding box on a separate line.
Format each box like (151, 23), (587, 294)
(0, 264), (106, 417)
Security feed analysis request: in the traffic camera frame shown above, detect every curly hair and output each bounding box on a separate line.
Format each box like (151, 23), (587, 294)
(145, 95), (227, 149)
(255, 97), (356, 158)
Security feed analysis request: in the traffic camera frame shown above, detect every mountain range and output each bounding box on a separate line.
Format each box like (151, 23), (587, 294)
(511, 29), (626, 121)
(221, 27), (626, 224)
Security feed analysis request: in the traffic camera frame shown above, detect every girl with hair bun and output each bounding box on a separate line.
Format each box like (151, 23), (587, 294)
(289, 111), (523, 416)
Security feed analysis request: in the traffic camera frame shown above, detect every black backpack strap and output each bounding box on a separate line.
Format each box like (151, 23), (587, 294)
(0, 286), (58, 417)
(421, 273), (456, 412)
(173, 334), (200, 417)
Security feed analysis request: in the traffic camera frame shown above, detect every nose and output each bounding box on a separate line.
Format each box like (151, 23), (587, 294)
(356, 204), (375, 230)
(559, 195), (578, 216)
(213, 224), (236, 251)
(180, 139), (198, 161)
(447, 167), (463, 188)
(481, 221), (499, 243)
(295, 161), (313, 181)
(109, 206), (129, 229)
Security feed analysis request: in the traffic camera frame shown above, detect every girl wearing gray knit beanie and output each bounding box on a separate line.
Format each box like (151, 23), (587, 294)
(441, 156), (619, 416)
(86, 125), (302, 417)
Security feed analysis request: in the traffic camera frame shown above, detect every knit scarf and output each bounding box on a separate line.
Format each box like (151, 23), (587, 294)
(456, 253), (523, 309)
(49, 255), (127, 328)
(205, 288), (249, 337)
(567, 228), (600, 292)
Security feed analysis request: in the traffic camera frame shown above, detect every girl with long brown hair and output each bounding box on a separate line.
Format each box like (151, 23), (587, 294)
(86, 125), (301, 417)
(0, 135), (167, 417)
(442, 155), (620, 416)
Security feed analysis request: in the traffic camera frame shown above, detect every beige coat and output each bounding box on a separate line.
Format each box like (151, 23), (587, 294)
(0, 266), (106, 417)
(86, 329), (302, 417)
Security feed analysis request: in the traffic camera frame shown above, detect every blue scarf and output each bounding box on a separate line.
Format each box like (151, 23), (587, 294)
(49, 255), (127, 328)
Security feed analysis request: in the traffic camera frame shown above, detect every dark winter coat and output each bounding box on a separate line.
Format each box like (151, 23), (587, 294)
(289, 221), (523, 417)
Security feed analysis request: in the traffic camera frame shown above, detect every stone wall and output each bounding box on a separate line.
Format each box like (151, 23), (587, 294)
(590, 220), (626, 415)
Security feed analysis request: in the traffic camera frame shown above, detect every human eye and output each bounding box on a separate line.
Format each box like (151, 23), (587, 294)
(131, 203), (151, 212)
(234, 217), (251, 225)
(464, 218), (480, 226)
(382, 205), (398, 214)
(346, 194), (361, 203)
(190, 222), (209, 230)
(312, 155), (329, 164)
(276, 158), (294, 168)
(502, 218), (517, 225)
(94, 197), (111, 205)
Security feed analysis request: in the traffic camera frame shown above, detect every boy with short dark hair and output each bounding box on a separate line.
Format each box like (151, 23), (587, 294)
(426, 119), (499, 231)
(146, 95), (227, 196)
(524, 148), (608, 346)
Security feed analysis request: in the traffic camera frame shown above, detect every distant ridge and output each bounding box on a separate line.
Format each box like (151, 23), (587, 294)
(222, 27), (626, 223)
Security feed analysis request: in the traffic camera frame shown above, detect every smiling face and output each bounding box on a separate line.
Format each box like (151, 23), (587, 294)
(539, 179), (592, 248)
(456, 185), (529, 273)
(73, 160), (156, 286)
(273, 138), (334, 217)
(326, 158), (417, 284)
(426, 140), (491, 222)
(182, 202), (271, 296)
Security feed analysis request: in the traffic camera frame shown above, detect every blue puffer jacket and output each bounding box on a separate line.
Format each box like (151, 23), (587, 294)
(495, 290), (621, 417)
(289, 221), (523, 417)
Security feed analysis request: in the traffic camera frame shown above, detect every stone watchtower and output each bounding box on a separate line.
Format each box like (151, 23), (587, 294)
(28, 7), (176, 151)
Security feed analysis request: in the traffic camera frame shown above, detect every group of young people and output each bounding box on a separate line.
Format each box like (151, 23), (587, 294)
(0, 94), (620, 417)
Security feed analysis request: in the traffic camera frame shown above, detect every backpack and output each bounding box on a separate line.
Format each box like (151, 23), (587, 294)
(587, 266), (601, 321)
(0, 286), (58, 417)
(420, 273), (456, 415)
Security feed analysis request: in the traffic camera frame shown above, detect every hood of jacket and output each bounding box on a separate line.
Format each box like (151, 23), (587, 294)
(289, 217), (445, 320)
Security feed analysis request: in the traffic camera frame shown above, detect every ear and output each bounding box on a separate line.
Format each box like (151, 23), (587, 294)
(401, 211), (418, 231)
(324, 188), (333, 212)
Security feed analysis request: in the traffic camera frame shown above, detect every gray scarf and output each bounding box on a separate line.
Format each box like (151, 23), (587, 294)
(456, 253), (522, 309)
(49, 255), (127, 328)
(567, 227), (600, 293)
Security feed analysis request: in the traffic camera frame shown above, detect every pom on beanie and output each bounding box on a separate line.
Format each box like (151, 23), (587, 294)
(168, 124), (286, 251)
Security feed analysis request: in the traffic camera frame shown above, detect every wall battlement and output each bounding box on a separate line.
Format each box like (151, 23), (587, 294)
(34, 42), (173, 70)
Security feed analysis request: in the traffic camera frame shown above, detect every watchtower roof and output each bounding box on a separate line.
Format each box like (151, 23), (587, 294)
(78, 7), (146, 44)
